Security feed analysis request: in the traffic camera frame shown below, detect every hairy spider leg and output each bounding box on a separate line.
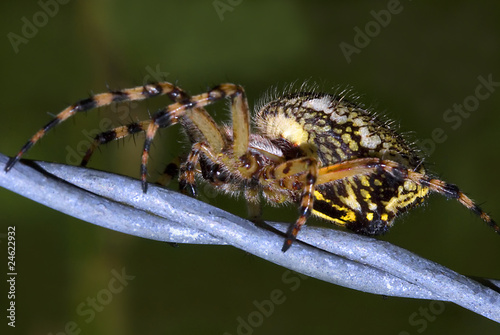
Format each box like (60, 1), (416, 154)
(80, 106), (218, 186)
(268, 157), (378, 251)
(178, 142), (216, 197)
(405, 169), (499, 233)
(176, 86), (251, 195)
(367, 160), (499, 233)
(276, 157), (498, 250)
(271, 157), (318, 252)
(80, 120), (153, 166)
(279, 157), (386, 251)
(79, 105), (217, 165)
(141, 84), (249, 192)
(245, 187), (262, 222)
(4, 82), (186, 172)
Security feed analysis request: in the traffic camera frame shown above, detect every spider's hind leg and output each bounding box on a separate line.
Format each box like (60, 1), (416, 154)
(406, 171), (500, 234)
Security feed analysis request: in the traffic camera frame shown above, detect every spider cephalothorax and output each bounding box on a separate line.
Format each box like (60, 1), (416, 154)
(5, 82), (498, 251)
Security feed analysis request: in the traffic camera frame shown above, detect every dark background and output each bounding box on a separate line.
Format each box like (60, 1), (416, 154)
(1, 1), (500, 334)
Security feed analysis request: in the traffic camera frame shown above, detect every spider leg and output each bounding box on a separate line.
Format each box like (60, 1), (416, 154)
(314, 158), (499, 235)
(229, 86), (250, 157)
(405, 169), (500, 234)
(178, 142), (217, 197)
(80, 120), (152, 166)
(314, 157), (385, 185)
(283, 168), (317, 252)
(260, 157), (319, 252)
(141, 84), (247, 192)
(183, 106), (225, 153)
(245, 187), (262, 222)
(5, 82), (187, 172)
(346, 159), (499, 234)
(275, 156), (498, 251)
(266, 157), (376, 251)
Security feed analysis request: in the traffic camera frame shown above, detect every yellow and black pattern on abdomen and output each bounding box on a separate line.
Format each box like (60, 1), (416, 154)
(313, 169), (429, 236)
(260, 92), (422, 169)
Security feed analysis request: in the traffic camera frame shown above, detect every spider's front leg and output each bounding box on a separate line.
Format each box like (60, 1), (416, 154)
(80, 120), (152, 166)
(80, 85), (194, 166)
(177, 84), (252, 196)
(4, 82), (183, 172)
(141, 84), (250, 193)
(178, 142), (217, 197)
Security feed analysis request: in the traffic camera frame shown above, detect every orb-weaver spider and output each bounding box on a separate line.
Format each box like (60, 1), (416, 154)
(5, 82), (498, 251)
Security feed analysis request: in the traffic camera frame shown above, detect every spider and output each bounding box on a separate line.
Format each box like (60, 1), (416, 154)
(4, 82), (499, 251)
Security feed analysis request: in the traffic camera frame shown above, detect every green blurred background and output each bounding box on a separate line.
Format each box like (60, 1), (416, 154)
(1, 0), (500, 334)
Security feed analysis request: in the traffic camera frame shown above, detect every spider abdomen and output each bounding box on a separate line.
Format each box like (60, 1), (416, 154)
(256, 92), (421, 169)
(255, 92), (429, 233)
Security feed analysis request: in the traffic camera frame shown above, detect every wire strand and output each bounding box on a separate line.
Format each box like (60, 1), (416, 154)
(1, 153), (499, 323)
